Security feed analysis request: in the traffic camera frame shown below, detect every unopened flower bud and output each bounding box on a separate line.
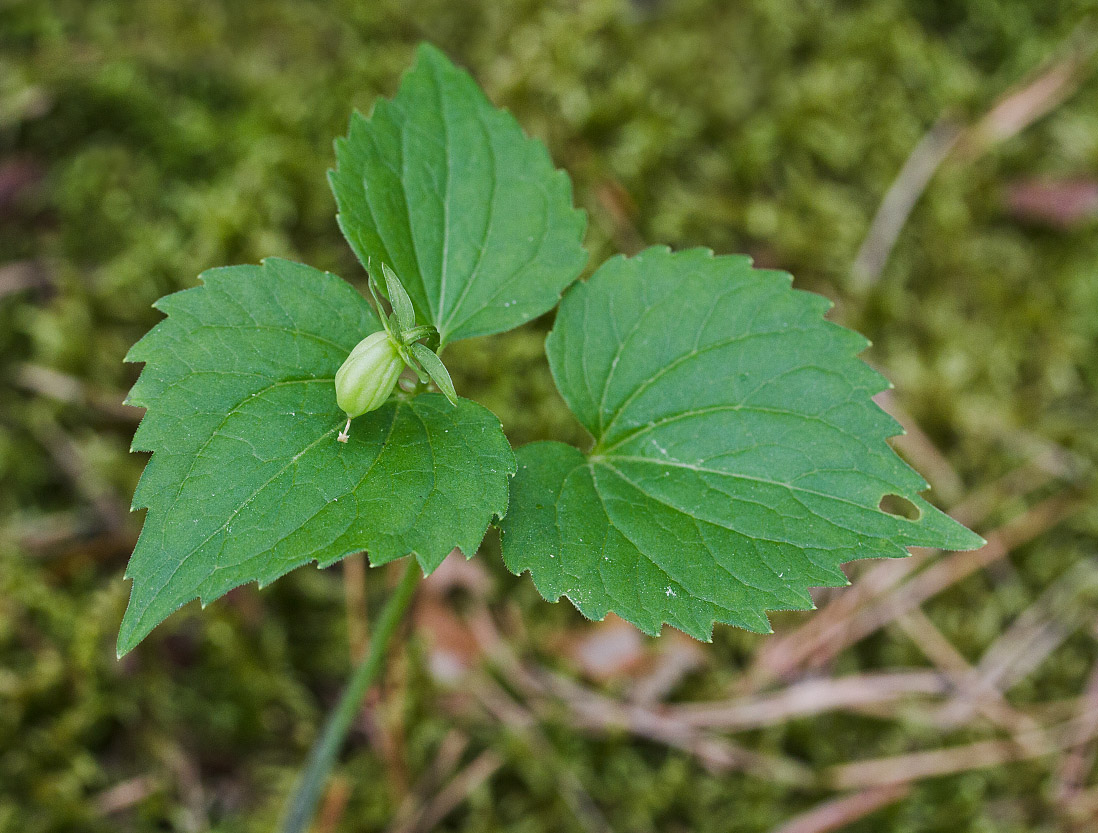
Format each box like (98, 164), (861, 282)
(334, 332), (403, 441)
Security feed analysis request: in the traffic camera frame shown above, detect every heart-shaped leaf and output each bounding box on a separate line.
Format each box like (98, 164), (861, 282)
(500, 248), (982, 640)
(119, 258), (514, 655)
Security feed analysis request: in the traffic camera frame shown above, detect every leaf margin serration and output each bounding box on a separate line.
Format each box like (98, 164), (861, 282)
(118, 257), (515, 656)
(500, 246), (984, 642)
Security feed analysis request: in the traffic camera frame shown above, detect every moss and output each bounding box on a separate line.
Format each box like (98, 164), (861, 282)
(3, 0), (1098, 830)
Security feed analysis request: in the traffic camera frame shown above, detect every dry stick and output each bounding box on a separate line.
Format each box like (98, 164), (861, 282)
(669, 671), (949, 731)
(850, 42), (1094, 292)
(749, 565), (911, 688)
(472, 673), (616, 833)
(92, 776), (159, 816)
(937, 560), (1098, 727)
(959, 46), (1094, 157)
(14, 362), (141, 423)
(436, 667), (611, 832)
(407, 751), (504, 833)
(378, 680), (413, 802)
(893, 608), (1040, 739)
(975, 566), (1098, 691)
(748, 459), (1031, 689)
(747, 403), (1020, 689)
(815, 494), (1081, 667)
(769, 785), (911, 833)
(27, 412), (130, 534)
(13, 510), (135, 564)
(152, 737), (208, 833)
(752, 492), (1081, 683)
(829, 711), (1098, 789)
(542, 668), (813, 782)
(313, 776), (352, 833)
(1053, 659), (1098, 805)
(0, 260), (49, 298)
(945, 462), (1058, 533)
(386, 731), (471, 833)
(343, 553), (369, 662)
(849, 118), (962, 292)
(747, 553), (922, 687)
(895, 609), (971, 676)
(469, 608), (811, 782)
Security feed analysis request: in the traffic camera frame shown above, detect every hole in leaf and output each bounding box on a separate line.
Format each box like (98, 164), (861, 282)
(878, 493), (921, 521)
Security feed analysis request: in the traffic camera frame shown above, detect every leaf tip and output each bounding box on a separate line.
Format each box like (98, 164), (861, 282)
(115, 607), (144, 659)
(415, 41), (448, 63)
(949, 526), (987, 552)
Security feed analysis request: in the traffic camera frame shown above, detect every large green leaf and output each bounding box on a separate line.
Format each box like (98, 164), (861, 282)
(119, 258), (514, 655)
(500, 248), (982, 640)
(329, 43), (587, 346)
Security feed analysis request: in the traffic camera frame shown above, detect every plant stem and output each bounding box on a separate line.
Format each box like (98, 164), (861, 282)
(279, 558), (421, 833)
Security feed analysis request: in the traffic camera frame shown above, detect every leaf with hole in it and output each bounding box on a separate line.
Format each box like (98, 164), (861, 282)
(500, 247), (982, 640)
(118, 258), (514, 656)
(329, 43), (587, 347)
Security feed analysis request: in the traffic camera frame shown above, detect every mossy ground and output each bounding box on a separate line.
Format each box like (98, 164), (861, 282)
(2, 1), (1098, 831)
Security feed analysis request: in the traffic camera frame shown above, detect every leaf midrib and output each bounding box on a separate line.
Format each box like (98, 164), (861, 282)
(595, 455), (886, 520)
(592, 325), (812, 447)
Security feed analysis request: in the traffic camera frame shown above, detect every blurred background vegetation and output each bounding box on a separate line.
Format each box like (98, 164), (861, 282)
(3, 1), (1098, 831)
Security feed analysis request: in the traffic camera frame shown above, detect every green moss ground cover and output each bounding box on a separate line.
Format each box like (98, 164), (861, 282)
(2, 1), (1098, 830)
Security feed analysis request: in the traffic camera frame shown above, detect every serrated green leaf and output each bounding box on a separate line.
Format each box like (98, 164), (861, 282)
(500, 247), (983, 641)
(329, 43), (587, 346)
(409, 342), (457, 406)
(119, 258), (514, 655)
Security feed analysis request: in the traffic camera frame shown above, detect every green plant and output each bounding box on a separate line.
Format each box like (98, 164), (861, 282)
(118, 43), (982, 831)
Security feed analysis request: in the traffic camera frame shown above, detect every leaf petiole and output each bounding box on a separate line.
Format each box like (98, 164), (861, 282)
(278, 559), (421, 833)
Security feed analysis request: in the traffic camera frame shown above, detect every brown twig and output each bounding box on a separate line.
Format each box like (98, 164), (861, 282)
(408, 750), (503, 833)
(1054, 659), (1098, 805)
(936, 560), (1098, 727)
(14, 362), (141, 423)
(469, 606), (812, 783)
(746, 554), (922, 688)
(829, 712), (1098, 789)
(343, 553), (369, 662)
(386, 731), (474, 833)
(26, 412), (131, 534)
(850, 38), (1094, 291)
(539, 666), (812, 781)
(893, 608), (1039, 738)
(152, 738), (207, 833)
(0, 260), (50, 299)
(747, 457), (1040, 689)
(92, 776), (158, 815)
(959, 46), (1094, 156)
(850, 119), (962, 291)
(769, 785), (911, 833)
(752, 492), (1081, 682)
(471, 673), (616, 833)
(313, 775), (352, 833)
(669, 671), (949, 730)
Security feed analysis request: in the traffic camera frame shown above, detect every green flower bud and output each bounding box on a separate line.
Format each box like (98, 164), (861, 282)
(334, 331), (403, 442)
